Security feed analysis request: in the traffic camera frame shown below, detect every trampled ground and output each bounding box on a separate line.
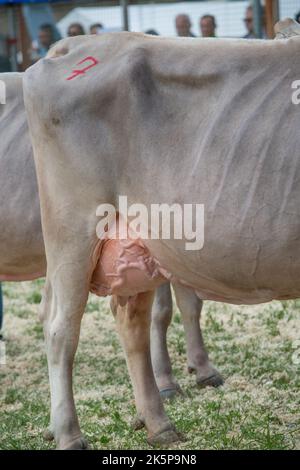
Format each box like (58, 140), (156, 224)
(0, 280), (299, 450)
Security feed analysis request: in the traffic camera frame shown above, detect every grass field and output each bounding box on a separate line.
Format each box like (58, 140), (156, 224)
(0, 279), (299, 450)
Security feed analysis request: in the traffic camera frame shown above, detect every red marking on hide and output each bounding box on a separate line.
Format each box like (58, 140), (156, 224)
(66, 56), (99, 81)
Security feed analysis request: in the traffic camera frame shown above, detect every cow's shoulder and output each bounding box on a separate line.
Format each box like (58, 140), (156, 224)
(23, 33), (158, 124)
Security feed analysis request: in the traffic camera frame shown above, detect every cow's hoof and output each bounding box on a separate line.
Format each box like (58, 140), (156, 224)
(188, 364), (224, 388)
(147, 427), (182, 446)
(132, 416), (145, 431)
(43, 428), (54, 441)
(159, 384), (183, 400)
(59, 436), (89, 450)
(196, 372), (224, 388)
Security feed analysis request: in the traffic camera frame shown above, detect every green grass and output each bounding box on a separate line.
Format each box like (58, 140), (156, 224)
(0, 280), (299, 450)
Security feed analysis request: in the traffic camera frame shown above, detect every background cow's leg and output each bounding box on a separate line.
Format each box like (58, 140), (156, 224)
(151, 284), (182, 399)
(41, 261), (90, 450)
(173, 284), (224, 388)
(111, 291), (180, 445)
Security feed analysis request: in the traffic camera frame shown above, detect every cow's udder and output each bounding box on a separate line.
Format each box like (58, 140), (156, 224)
(90, 237), (167, 298)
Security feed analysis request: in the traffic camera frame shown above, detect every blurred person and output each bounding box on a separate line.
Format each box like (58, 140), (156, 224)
(90, 23), (103, 35)
(0, 56), (11, 73)
(30, 23), (55, 62)
(0, 31), (11, 71)
(68, 23), (85, 37)
(199, 15), (217, 38)
(243, 4), (266, 39)
(145, 29), (159, 36)
(175, 14), (195, 37)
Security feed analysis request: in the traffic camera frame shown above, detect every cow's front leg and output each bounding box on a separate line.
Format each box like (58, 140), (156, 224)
(111, 292), (180, 445)
(151, 284), (182, 399)
(41, 264), (89, 450)
(173, 284), (223, 388)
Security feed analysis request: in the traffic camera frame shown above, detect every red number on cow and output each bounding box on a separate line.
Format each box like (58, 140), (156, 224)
(66, 56), (99, 81)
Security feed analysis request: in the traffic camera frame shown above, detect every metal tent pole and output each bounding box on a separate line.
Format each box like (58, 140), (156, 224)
(252, 0), (263, 38)
(265, 0), (279, 38)
(121, 0), (129, 32)
(7, 5), (18, 71)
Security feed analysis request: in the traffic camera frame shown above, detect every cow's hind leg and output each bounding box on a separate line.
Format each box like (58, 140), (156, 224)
(173, 284), (223, 388)
(41, 264), (89, 450)
(151, 284), (182, 399)
(111, 292), (181, 445)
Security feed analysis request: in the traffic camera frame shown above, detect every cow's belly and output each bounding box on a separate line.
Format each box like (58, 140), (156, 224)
(0, 232), (46, 282)
(134, 237), (300, 305)
(0, 252), (46, 282)
(0, 272), (45, 282)
(90, 238), (167, 298)
(89, 231), (300, 304)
